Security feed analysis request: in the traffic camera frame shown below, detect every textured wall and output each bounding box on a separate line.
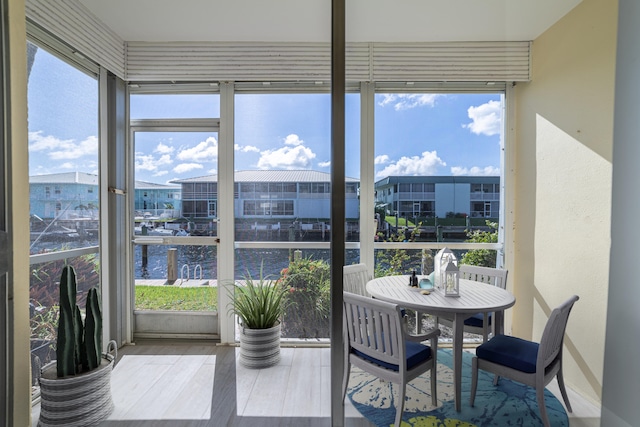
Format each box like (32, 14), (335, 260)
(513, 0), (617, 406)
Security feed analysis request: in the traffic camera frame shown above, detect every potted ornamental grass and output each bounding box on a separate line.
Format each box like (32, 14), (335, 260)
(38, 265), (117, 427)
(227, 263), (289, 369)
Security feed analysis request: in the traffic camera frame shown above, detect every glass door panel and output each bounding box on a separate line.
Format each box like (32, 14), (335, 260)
(233, 92), (360, 341)
(132, 130), (219, 337)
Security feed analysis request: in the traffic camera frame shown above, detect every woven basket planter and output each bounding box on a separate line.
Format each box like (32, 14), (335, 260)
(239, 322), (281, 369)
(38, 341), (117, 427)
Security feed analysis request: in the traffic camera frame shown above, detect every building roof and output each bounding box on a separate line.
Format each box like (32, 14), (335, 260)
(134, 180), (180, 190)
(171, 170), (359, 184)
(29, 172), (179, 189)
(29, 171), (100, 185)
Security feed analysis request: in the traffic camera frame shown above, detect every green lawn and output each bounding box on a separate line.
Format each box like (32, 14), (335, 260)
(384, 215), (414, 227)
(134, 285), (217, 311)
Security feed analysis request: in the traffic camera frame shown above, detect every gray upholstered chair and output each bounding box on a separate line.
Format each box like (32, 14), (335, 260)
(342, 291), (440, 427)
(470, 295), (579, 427)
(436, 264), (508, 342)
(343, 263), (372, 297)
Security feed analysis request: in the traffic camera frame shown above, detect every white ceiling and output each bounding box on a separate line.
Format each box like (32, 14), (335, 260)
(79, 0), (583, 43)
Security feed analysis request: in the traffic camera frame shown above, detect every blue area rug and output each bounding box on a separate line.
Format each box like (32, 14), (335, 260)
(346, 348), (568, 427)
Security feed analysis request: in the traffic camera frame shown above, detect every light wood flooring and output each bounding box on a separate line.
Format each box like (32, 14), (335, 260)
(32, 341), (600, 427)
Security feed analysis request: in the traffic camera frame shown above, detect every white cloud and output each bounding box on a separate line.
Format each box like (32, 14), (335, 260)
(284, 134), (304, 146)
(375, 151), (446, 178)
(177, 136), (218, 162)
(375, 155), (390, 165)
(153, 170), (169, 177)
(29, 131), (98, 160)
(257, 133), (317, 169)
(318, 160), (331, 168)
(377, 94), (442, 111)
(134, 155), (156, 171)
(463, 100), (502, 136)
(60, 162), (75, 169)
(156, 154), (172, 165)
(235, 143), (260, 153)
(155, 143), (174, 154)
(134, 152), (172, 173)
(451, 166), (500, 176)
(173, 163), (204, 174)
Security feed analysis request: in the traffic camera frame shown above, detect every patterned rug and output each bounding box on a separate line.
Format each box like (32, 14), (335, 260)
(346, 348), (569, 427)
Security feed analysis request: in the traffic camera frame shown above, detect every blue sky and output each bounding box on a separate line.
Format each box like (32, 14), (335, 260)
(28, 46), (502, 184)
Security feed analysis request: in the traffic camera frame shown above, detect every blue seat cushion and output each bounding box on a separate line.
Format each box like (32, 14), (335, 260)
(353, 341), (431, 371)
(476, 334), (539, 373)
(464, 312), (492, 328)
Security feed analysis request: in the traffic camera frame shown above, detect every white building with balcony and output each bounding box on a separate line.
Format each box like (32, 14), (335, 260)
(375, 176), (500, 219)
(171, 170), (360, 220)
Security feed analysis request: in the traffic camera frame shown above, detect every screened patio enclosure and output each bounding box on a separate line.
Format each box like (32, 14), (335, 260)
(9, 0), (625, 425)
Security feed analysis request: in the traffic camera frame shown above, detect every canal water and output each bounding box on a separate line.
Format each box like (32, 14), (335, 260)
(135, 245), (361, 281)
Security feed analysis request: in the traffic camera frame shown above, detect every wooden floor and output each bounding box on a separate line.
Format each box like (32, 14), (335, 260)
(32, 340), (600, 427)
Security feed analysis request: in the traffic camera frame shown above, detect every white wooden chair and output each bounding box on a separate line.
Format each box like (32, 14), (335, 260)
(343, 263), (371, 297)
(470, 295), (579, 427)
(342, 291), (440, 427)
(436, 265), (508, 342)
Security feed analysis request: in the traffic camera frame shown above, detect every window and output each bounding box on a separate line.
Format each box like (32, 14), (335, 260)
(255, 183), (268, 195)
(27, 41), (99, 398)
(27, 43), (99, 249)
(299, 183), (311, 194)
(374, 90), (503, 271)
(312, 183), (328, 193)
(243, 200), (294, 216)
(233, 91), (360, 341)
(240, 183), (255, 197)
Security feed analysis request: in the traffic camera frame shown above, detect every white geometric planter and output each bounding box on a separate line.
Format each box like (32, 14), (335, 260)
(239, 322), (281, 369)
(38, 342), (117, 427)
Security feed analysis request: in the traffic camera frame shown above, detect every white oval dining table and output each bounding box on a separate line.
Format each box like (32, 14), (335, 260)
(366, 275), (516, 412)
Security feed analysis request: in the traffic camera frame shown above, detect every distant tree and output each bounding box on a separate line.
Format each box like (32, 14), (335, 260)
(460, 220), (498, 267)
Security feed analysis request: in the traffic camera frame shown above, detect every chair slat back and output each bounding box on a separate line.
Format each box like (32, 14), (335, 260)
(343, 291), (404, 367)
(343, 263), (372, 297)
(538, 295), (579, 369)
(459, 264), (508, 289)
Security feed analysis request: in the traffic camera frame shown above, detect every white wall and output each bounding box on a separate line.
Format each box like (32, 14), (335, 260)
(512, 0), (617, 406)
(435, 183), (471, 217)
